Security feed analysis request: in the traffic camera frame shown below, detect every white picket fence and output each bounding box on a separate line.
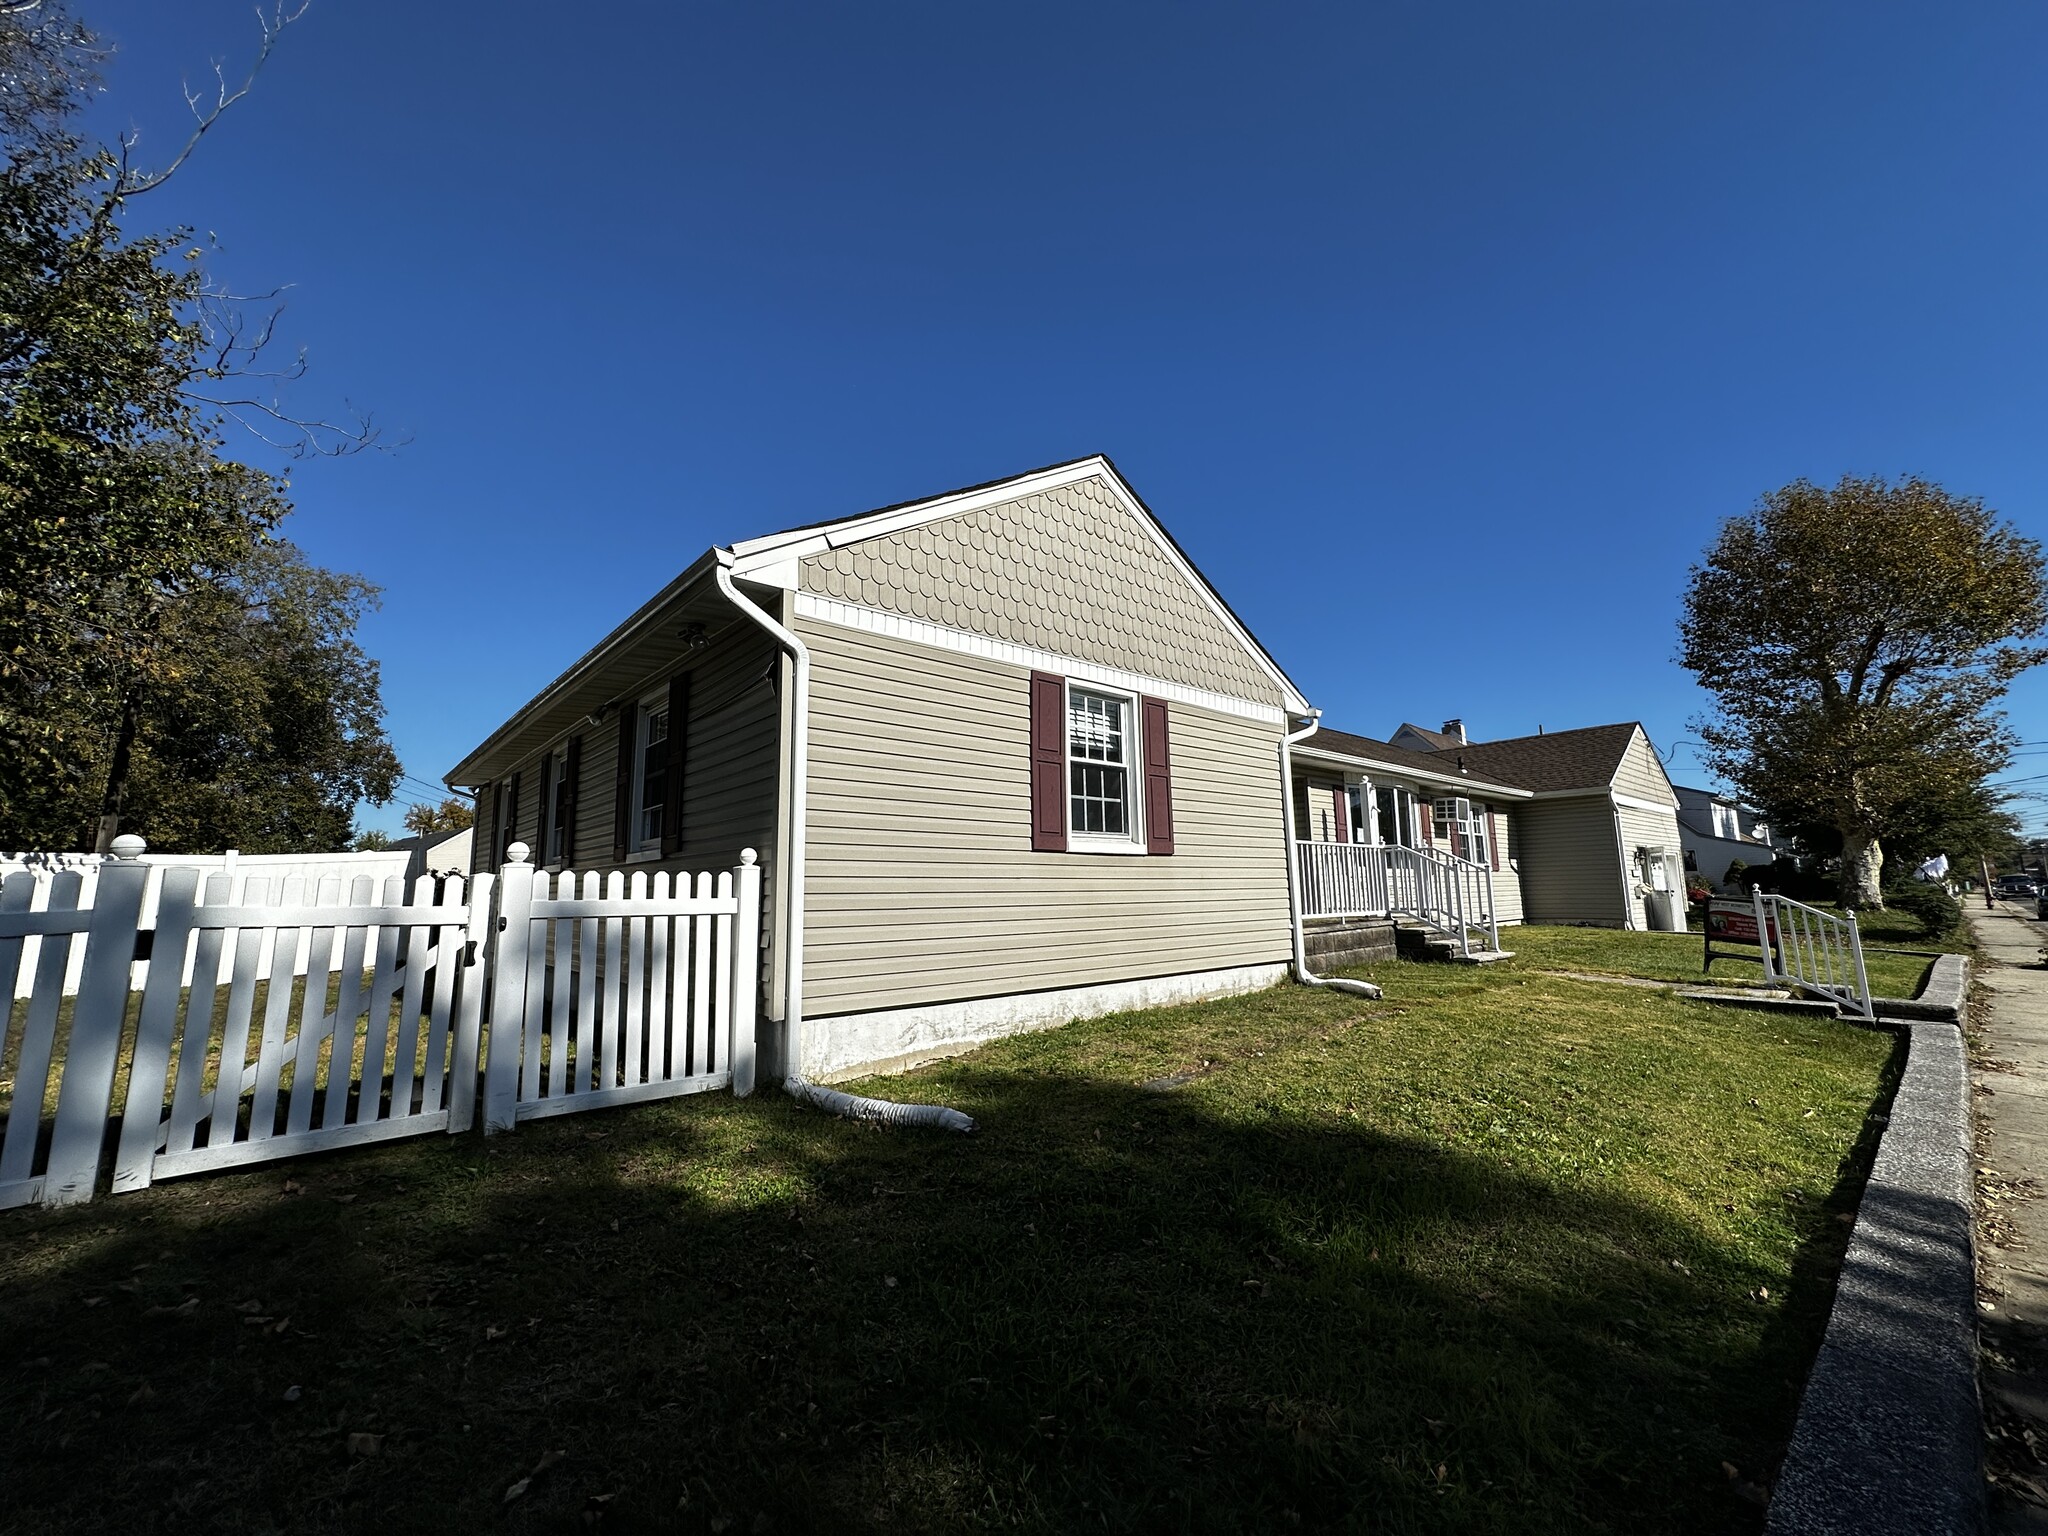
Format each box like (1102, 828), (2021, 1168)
(0, 837), (762, 1210)
(0, 848), (413, 999)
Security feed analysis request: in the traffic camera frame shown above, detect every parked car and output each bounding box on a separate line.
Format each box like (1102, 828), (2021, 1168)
(1996, 874), (2041, 899)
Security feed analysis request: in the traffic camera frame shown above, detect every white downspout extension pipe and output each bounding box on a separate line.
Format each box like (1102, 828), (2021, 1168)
(1279, 711), (1383, 1001)
(714, 562), (972, 1133)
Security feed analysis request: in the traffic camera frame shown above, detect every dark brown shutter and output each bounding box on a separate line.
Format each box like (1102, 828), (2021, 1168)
(1329, 785), (1347, 846)
(611, 702), (637, 862)
(475, 782), (493, 874)
(1143, 696), (1174, 855)
(1029, 671), (1066, 852)
(1488, 809), (1502, 871)
(1420, 800), (1434, 847)
(661, 672), (690, 858)
(561, 735), (582, 867)
(503, 771), (521, 866)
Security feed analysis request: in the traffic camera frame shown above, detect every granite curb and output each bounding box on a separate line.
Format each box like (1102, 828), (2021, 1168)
(1873, 953), (1973, 1023)
(1765, 1017), (1986, 1535)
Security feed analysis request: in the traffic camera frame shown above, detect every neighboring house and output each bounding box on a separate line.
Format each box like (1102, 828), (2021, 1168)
(1301, 719), (1690, 931)
(1672, 785), (1776, 888)
(448, 457), (1314, 1083)
(1289, 727), (1531, 936)
(383, 825), (476, 886)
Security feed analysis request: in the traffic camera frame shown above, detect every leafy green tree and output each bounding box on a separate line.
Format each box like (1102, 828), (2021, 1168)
(95, 540), (400, 852)
(403, 797), (474, 836)
(1679, 476), (2047, 907)
(351, 828), (395, 852)
(0, 3), (393, 852)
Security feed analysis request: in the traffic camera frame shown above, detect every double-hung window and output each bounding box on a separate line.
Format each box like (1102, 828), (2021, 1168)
(540, 744), (572, 866)
(1067, 685), (1139, 848)
(632, 693), (669, 853)
(1432, 797), (1489, 863)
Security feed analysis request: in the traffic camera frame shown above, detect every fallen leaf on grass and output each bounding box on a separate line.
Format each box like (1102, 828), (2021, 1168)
(506, 1450), (568, 1503)
(126, 1382), (156, 1407)
(234, 1299), (265, 1314)
(346, 1432), (382, 1458)
(332, 1194), (358, 1206)
(145, 1297), (199, 1319)
(282, 1385), (302, 1403)
(1668, 1260), (1691, 1276)
(81, 1296), (106, 1308)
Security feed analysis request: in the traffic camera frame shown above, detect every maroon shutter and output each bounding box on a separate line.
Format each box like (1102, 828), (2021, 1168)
(1329, 785), (1348, 846)
(611, 702), (637, 862)
(503, 771), (522, 866)
(1029, 671), (1067, 852)
(661, 672), (690, 858)
(1143, 696), (1174, 855)
(1488, 809), (1502, 871)
(560, 735), (582, 867)
(1420, 803), (1434, 848)
(475, 782), (494, 874)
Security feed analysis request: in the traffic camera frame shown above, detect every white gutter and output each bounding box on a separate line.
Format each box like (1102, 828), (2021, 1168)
(713, 560), (972, 1132)
(1279, 711), (1383, 1001)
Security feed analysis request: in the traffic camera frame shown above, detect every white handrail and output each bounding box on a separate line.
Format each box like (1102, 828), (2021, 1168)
(1295, 841), (1496, 956)
(1753, 889), (1873, 1020)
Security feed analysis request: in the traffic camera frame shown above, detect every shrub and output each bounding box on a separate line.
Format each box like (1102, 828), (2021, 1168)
(1881, 878), (1961, 940)
(1722, 859), (1748, 890)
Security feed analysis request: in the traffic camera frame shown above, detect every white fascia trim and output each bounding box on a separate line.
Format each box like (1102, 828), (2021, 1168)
(1611, 791), (1682, 815)
(731, 457), (1312, 716)
(801, 962), (1291, 1083)
(793, 591), (1290, 726)
(1290, 745), (1532, 800)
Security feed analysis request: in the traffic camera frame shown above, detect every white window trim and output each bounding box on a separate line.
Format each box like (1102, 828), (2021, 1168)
(539, 744), (570, 869)
(1065, 679), (1146, 855)
(630, 687), (668, 855)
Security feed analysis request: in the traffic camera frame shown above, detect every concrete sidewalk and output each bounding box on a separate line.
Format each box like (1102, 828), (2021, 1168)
(1968, 899), (2048, 1529)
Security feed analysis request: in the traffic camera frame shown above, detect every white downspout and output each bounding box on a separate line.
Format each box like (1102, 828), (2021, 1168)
(714, 562), (972, 1133)
(1279, 710), (1383, 1001)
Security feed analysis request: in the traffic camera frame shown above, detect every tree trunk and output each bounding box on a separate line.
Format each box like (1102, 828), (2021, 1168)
(91, 688), (141, 853)
(1839, 826), (1885, 910)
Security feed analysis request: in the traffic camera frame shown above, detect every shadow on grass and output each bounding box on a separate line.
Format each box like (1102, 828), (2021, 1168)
(0, 1051), (1897, 1536)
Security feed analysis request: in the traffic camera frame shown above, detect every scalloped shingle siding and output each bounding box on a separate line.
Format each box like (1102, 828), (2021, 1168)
(797, 475), (1284, 707)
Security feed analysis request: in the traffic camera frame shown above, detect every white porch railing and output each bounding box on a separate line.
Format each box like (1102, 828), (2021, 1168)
(1755, 891), (1874, 1021)
(1296, 841), (1500, 957)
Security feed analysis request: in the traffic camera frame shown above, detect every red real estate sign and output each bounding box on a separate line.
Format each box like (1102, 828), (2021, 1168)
(1704, 899), (1775, 945)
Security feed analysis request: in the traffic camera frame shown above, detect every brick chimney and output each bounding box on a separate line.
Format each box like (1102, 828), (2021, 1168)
(1441, 718), (1466, 745)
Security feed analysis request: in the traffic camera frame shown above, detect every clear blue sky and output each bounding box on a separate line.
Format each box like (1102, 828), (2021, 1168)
(85, 2), (2048, 838)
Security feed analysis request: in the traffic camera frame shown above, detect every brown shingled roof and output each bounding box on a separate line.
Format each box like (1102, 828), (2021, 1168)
(1297, 728), (1532, 797)
(1440, 723), (1642, 793)
(1391, 722), (1465, 752)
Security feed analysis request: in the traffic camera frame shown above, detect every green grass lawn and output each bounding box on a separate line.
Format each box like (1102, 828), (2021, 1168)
(1505, 919), (1940, 1000)
(0, 960), (1895, 1535)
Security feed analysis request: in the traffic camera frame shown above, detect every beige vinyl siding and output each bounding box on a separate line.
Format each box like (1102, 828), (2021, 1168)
(797, 473), (1287, 709)
(1515, 795), (1628, 926)
(1612, 728), (1679, 807)
(1488, 808), (1525, 926)
(799, 618), (1291, 1018)
(1614, 801), (1686, 928)
(475, 624), (781, 884)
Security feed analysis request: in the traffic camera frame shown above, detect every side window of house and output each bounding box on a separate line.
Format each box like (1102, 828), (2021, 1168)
(633, 694), (668, 852)
(1029, 671), (1173, 855)
(1431, 797), (1488, 862)
(1068, 686), (1132, 839)
(540, 740), (577, 867)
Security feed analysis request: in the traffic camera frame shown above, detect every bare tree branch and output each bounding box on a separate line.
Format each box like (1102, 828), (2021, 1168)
(121, 3), (307, 196)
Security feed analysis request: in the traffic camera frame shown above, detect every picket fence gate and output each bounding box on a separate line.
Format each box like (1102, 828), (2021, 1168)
(0, 838), (762, 1210)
